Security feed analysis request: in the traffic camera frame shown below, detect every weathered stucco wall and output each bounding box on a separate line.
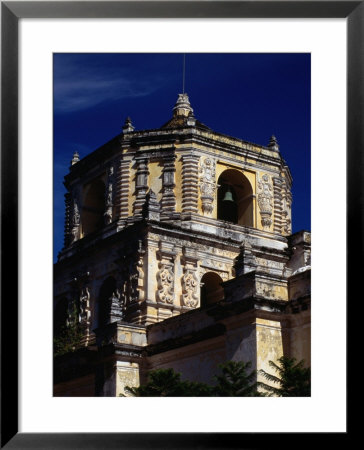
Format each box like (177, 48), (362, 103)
(255, 318), (284, 385)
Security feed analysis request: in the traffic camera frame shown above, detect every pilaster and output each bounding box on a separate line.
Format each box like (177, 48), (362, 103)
(182, 153), (199, 214)
(104, 165), (114, 225)
(63, 192), (72, 248)
(181, 247), (200, 308)
(199, 156), (216, 215)
(273, 176), (284, 233)
(161, 154), (176, 213)
(156, 240), (176, 320)
(70, 192), (81, 244)
(117, 159), (131, 223)
(133, 158), (149, 216)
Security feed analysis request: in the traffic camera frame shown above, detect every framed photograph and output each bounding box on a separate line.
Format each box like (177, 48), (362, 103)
(2, 1), (356, 448)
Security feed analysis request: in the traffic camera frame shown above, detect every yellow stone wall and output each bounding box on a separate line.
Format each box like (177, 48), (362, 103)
(255, 317), (284, 386)
(117, 140), (282, 235)
(116, 361), (141, 397)
(148, 161), (163, 203)
(288, 315), (311, 367)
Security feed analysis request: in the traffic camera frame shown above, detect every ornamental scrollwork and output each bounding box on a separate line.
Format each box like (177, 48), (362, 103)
(156, 263), (174, 304)
(182, 270), (199, 308)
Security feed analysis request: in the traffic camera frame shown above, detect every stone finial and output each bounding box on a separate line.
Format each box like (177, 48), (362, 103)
(71, 151), (80, 166)
(233, 241), (256, 276)
(122, 117), (135, 134)
(142, 189), (161, 221)
(173, 93), (194, 118)
(268, 135), (279, 151)
(187, 112), (196, 126)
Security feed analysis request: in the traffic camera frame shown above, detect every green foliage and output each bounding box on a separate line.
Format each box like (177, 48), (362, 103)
(124, 361), (263, 397)
(213, 360), (263, 397)
(54, 303), (84, 357)
(123, 368), (213, 397)
(259, 356), (311, 397)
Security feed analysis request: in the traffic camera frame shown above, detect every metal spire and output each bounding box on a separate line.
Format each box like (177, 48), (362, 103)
(182, 53), (186, 94)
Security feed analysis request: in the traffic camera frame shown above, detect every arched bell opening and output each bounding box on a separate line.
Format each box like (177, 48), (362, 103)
(200, 272), (224, 307)
(217, 169), (254, 227)
(81, 178), (106, 237)
(97, 276), (117, 328)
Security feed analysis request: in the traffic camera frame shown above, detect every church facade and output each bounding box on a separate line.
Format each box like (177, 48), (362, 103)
(53, 94), (311, 396)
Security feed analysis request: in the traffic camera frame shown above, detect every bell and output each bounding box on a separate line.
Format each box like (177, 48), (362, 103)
(222, 186), (234, 202)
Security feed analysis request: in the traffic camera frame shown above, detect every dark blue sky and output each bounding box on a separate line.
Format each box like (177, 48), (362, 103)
(54, 53), (310, 261)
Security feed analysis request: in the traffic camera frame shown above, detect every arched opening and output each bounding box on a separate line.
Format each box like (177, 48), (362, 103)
(98, 277), (116, 328)
(54, 297), (69, 336)
(217, 169), (254, 227)
(81, 178), (106, 237)
(200, 272), (224, 307)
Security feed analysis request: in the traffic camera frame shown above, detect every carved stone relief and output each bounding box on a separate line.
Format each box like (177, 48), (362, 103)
(70, 197), (80, 243)
(156, 264), (174, 304)
(116, 241), (145, 309)
(181, 248), (199, 308)
(79, 286), (91, 345)
(132, 241), (145, 303)
(109, 289), (126, 321)
(257, 174), (274, 229)
(79, 287), (90, 324)
(182, 271), (199, 307)
(282, 192), (292, 234)
(156, 242), (176, 304)
(104, 165), (114, 225)
(199, 157), (216, 214)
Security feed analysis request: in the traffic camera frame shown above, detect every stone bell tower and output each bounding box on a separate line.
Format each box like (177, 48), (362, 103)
(54, 93), (309, 397)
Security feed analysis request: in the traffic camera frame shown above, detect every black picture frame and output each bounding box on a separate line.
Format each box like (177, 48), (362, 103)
(1, 1), (356, 448)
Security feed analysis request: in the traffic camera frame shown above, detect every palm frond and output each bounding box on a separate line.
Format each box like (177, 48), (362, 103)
(259, 369), (281, 384)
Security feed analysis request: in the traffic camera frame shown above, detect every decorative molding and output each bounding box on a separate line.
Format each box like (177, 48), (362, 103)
(199, 266), (229, 281)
